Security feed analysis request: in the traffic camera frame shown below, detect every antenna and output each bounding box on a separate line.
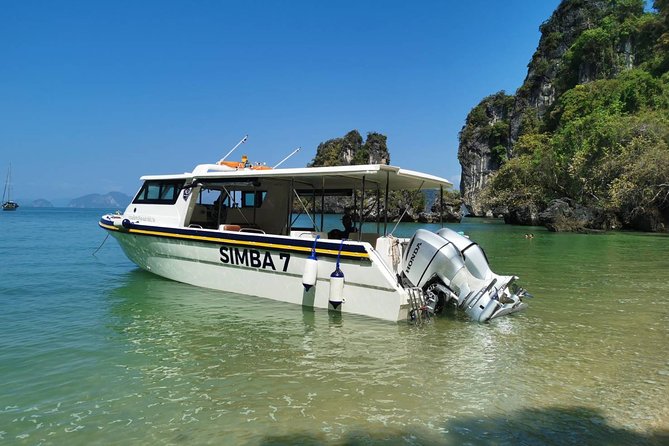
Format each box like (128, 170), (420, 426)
(218, 135), (248, 163)
(273, 147), (300, 169)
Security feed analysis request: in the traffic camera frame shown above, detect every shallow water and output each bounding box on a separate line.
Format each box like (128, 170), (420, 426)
(1, 209), (668, 445)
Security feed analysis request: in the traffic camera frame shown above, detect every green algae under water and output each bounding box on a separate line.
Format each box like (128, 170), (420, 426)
(1, 209), (668, 445)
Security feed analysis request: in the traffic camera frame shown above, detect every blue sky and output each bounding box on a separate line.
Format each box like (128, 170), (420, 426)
(2, 0), (562, 202)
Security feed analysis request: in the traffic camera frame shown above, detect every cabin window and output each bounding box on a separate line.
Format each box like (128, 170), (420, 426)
(241, 191), (266, 208)
(133, 180), (184, 204)
(198, 188), (226, 206)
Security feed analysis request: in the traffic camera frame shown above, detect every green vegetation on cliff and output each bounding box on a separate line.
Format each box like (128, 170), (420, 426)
(308, 130), (390, 167)
(479, 0), (669, 230)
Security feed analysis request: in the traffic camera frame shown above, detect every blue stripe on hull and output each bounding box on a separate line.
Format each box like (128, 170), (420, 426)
(99, 218), (370, 261)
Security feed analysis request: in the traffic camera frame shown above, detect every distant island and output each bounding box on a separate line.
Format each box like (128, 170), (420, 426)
(16, 192), (132, 208)
(68, 192), (132, 209)
(31, 199), (53, 208)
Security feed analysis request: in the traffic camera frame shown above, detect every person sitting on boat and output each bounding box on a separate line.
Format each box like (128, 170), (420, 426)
(212, 193), (228, 226)
(328, 213), (358, 239)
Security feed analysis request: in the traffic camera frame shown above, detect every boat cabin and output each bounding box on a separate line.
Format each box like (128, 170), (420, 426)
(128, 163), (452, 242)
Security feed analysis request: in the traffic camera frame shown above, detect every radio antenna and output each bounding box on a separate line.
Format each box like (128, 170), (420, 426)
(218, 135), (248, 163)
(273, 147), (300, 169)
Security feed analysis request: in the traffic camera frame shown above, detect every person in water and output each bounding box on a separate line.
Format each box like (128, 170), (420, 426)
(328, 213), (358, 239)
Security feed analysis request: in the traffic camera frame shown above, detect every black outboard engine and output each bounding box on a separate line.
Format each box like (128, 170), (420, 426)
(401, 228), (527, 322)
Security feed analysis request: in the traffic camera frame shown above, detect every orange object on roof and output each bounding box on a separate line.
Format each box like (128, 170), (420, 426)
(218, 160), (246, 169)
(217, 155), (271, 170)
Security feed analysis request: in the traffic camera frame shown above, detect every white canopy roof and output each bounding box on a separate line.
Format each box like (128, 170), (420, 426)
(142, 163), (452, 191)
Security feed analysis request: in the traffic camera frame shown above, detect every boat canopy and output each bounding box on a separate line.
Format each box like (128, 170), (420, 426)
(141, 164), (452, 191)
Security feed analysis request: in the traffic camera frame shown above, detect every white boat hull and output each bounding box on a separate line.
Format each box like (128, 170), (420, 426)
(102, 217), (409, 321)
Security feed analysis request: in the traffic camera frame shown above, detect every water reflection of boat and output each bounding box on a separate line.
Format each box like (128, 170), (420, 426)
(107, 269), (344, 334)
(99, 147), (528, 322)
(2, 163), (19, 211)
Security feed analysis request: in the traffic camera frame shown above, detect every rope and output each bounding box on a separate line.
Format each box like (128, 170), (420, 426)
(222, 187), (250, 224)
(92, 233), (110, 256)
(389, 181), (424, 236)
(388, 235), (401, 269)
(292, 189), (318, 229)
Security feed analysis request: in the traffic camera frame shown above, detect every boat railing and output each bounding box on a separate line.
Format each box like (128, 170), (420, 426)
(239, 227), (265, 234)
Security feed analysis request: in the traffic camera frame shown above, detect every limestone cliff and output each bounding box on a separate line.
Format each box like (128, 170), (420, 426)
(458, 92), (514, 216)
(509, 0), (615, 143)
(308, 130), (390, 167)
(458, 0), (646, 217)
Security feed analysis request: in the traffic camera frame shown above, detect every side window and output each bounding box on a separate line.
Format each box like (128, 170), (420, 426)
(160, 184), (176, 200)
(133, 181), (183, 204)
(198, 189), (228, 206)
(242, 191), (266, 208)
(242, 191), (255, 207)
(146, 184), (160, 200)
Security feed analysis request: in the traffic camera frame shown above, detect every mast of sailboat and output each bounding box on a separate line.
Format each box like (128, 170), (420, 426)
(273, 147), (300, 169)
(2, 163), (10, 202)
(218, 135), (248, 163)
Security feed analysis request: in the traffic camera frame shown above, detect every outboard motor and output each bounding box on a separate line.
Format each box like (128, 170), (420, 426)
(400, 229), (528, 322)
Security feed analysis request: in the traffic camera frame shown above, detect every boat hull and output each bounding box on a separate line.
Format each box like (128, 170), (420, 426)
(100, 217), (409, 321)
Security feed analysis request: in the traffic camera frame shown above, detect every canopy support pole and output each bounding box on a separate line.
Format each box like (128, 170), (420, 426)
(312, 187), (316, 229)
(383, 171), (390, 235)
(286, 178), (293, 235)
(358, 175), (366, 241)
(320, 177), (325, 232)
(440, 185), (444, 228)
(376, 185), (380, 235)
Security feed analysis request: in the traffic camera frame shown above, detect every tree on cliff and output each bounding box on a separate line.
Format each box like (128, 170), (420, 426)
(459, 0), (669, 231)
(308, 130), (390, 167)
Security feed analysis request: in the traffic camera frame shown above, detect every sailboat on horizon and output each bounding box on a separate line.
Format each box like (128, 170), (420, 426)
(2, 163), (19, 211)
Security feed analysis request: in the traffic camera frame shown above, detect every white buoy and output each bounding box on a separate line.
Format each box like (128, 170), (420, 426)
(329, 239), (346, 309)
(302, 236), (320, 291)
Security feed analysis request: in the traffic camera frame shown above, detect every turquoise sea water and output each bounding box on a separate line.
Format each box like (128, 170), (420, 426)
(1, 208), (668, 445)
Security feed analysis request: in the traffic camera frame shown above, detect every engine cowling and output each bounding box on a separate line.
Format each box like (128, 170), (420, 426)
(400, 229), (527, 322)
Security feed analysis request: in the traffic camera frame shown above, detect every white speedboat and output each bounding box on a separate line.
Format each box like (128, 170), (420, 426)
(99, 155), (528, 322)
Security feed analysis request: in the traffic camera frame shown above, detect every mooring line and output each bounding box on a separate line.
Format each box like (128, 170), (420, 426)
(92, 233), (110, 256)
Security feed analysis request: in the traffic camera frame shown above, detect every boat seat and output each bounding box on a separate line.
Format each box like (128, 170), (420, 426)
(219, 224), (241, 231)
(291, 230), (319, 238)
(230, 223), (265, 233)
